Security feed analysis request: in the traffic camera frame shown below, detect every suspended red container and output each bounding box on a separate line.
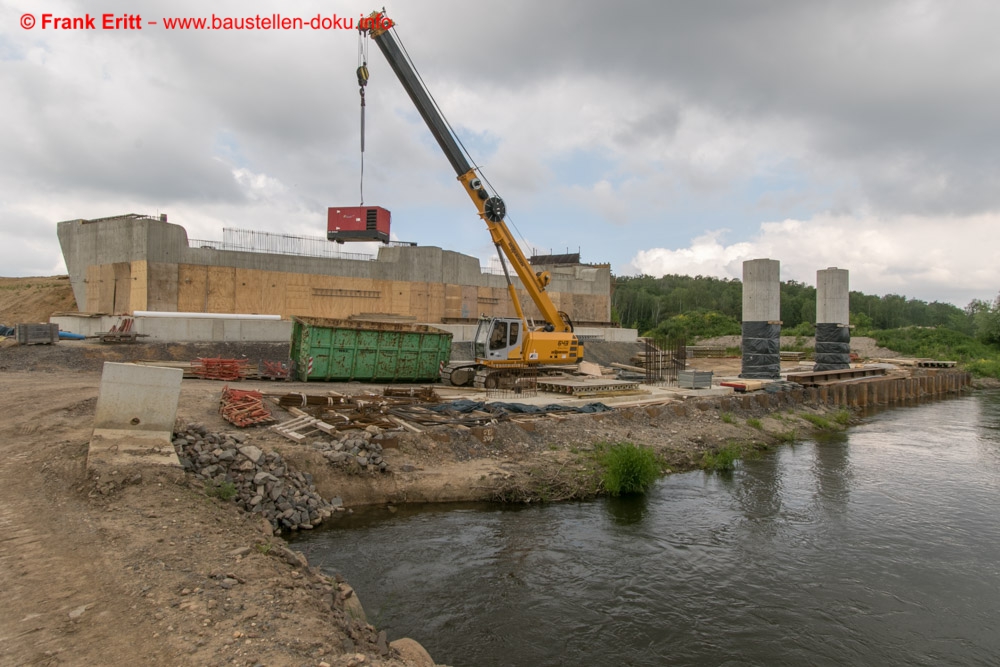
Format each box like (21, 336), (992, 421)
(327, 206), (391, 244)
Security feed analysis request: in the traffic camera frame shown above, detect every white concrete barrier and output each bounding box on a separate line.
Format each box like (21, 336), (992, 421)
(88, 362), (183, 469)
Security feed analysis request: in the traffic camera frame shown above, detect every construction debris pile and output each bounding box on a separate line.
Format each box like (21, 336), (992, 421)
(268, 387), (614, 438)
(172, 425), (337, 534)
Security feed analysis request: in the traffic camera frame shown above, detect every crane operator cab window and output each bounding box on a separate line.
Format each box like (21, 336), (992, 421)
(489, 321), (508, 350)
(477, 318), (522, 360)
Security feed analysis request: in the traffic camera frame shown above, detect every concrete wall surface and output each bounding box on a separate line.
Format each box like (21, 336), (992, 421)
(816, 267), (850, 324)
(742, 258), (781, 322)
(93, 362), (183, 432)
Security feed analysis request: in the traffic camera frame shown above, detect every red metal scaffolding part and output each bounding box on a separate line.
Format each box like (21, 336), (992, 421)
(219, 385), (274, 427)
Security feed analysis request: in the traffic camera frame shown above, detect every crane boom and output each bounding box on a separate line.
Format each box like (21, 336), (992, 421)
(364, 15), (572, 334)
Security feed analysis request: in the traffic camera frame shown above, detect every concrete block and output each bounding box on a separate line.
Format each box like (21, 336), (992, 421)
(88, 362), (183, 469)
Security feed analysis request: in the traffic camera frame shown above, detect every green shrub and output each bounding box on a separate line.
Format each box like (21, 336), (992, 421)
(966, 358), (1000, 379)
(649, 310), (741, 340)
(206, 480), (237, 501)
(701, 443), (742, 472)
(598, 443), (660, 496)
(720, 412), (735, 424)
(783, 322), (814, 337)
(747, 418), (763, 430)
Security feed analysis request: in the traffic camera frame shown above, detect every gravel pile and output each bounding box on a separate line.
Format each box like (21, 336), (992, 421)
(172, 425), (337, 534)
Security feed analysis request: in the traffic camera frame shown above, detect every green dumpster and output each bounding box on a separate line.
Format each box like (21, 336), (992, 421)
(290, 317), (452, 382)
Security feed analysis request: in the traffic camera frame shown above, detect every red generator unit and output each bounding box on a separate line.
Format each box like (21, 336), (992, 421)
(327, 206), (391, 244)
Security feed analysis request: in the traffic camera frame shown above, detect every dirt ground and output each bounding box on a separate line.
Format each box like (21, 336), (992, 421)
(0, 367), (455, 667)
(0, 275), (77, 325)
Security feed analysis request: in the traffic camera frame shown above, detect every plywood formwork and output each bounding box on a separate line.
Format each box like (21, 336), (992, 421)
(58, 216), (614, 325)
(129, 260), (149, 312)
(205, 266), (236, 313)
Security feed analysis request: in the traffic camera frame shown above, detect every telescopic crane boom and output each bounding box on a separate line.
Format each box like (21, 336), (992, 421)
(361, 12), (582, 387)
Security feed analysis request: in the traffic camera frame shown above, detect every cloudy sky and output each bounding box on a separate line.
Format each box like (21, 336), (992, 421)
(2, 0), (998, 306)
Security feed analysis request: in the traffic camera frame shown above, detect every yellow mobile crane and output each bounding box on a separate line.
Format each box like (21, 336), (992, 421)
(360, 12), (582, 388)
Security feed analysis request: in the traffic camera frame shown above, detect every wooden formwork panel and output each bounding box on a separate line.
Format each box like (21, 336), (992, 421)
(426, 282), (445, 322)
(146, 261), (178, 311)
(112, 262), (131, 313)
(84, 264), (103, 312)
(129, 260), (148, 312)
(134, 262), (612, 323)
(444, 283), (463, 319)
(205, 266), (236, 313)
(177, 265), (208, 312)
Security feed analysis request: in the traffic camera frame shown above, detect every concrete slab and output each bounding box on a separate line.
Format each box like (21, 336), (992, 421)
(88, 429), (182, 468)
(88, 362), (183, 469)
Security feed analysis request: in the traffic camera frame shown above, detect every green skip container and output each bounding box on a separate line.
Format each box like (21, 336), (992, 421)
(290, 317), (452, 382)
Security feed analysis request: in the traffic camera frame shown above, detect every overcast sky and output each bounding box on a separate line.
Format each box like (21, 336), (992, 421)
(2, 0), (998, 307)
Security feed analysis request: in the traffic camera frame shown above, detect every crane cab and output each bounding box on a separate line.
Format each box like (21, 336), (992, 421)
(474, 317), (523, 361)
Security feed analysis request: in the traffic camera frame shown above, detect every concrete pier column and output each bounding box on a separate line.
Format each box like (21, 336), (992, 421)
(815, 267), (851, 371)
(740, 259), (781, 379)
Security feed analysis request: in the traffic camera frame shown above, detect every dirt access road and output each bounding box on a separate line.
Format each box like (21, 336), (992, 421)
(0, 368), (436, 667)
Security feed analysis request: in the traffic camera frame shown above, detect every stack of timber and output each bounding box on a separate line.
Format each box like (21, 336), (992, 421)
(686, 345), (728, 358)
(873, 358), (957, 368)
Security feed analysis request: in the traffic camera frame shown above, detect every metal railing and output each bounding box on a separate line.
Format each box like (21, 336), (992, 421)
(189, 228), (376, 261)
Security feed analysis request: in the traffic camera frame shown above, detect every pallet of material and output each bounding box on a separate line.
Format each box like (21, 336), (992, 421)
(687, 346), (728, 358)
(720, 380), (765, 393)
(779, 351), (807, 361)
(917, 360), (957, 368)
(785, 366), (887, 386)
(537, 378), (641, 397)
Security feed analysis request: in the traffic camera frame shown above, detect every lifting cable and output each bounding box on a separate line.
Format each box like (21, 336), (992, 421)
(357, 30), (370, 205)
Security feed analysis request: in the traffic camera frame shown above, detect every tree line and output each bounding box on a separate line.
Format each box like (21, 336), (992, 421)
(612, 274), (1000, 344)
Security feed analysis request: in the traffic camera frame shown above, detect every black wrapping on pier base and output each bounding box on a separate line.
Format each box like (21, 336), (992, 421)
(740, 321), (781, 379)
(814, 323), (851, 371)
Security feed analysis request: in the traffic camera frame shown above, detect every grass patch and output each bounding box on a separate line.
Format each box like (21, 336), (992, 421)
(801, 413), (834, 430)
(597, 442), (661, 496)
(720, 412), (735, 424)
(774, 429), (798, 443)
(206, 480), (237, 501)
(746, 418), (763, 430)
(701, 443), (742, 472)
(832, 409), (851, 426)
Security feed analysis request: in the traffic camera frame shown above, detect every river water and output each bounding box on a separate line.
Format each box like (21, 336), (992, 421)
(294, 392), (1000, 666)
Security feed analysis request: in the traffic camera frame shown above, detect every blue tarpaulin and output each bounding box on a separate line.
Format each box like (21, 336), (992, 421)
(422, 400), (612, 416)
